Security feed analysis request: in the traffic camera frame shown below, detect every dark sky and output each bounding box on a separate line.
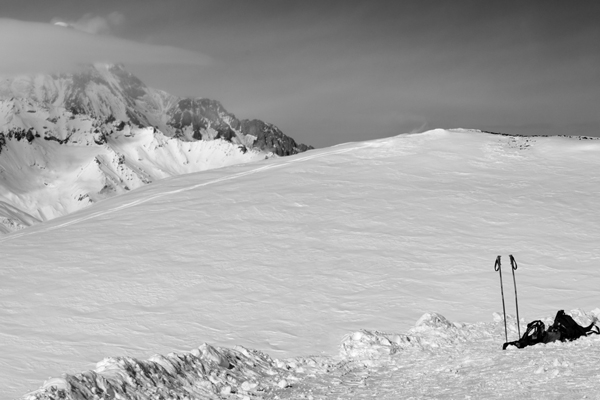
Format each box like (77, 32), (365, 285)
(1, 0), (599, 147)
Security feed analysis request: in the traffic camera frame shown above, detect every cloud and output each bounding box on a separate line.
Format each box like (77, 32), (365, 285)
(51, 12), (126, 36)
(409, 121), (429, 134)
(0, 18), (210, 77)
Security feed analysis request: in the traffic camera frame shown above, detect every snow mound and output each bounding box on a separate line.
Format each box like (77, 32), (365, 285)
(339, 330), (417, 360)
(340, 312), (483, 360)
(415, 311), (454, 328)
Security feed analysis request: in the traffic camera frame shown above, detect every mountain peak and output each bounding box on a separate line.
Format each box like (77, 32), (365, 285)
(0, 64), (313, 232)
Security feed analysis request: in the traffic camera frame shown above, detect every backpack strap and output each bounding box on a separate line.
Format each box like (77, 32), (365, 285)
(584, 320), (600, 336)
(502, 340), (520, 350)
(502, 320), (546, 350)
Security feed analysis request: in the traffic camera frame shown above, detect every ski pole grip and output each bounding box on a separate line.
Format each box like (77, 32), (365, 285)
(510, 254), (518, 270)
(494, 255), (501, 271)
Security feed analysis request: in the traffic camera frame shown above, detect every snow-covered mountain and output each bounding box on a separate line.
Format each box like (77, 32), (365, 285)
(0, 64), (312, 233)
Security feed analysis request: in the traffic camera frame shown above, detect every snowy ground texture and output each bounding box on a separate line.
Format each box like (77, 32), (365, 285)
(3, 129), (600, 398)
(20, 310), (600, 399)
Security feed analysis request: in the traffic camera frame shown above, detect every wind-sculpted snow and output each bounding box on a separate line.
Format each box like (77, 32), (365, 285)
(21, 342), (323, 400)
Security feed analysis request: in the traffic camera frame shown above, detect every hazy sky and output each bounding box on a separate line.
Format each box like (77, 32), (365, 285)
(1, 0), (599, 147)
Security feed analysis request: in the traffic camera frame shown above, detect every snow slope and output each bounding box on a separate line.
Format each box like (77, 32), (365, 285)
(0, 104), (267, 230)
(2, 129), (600, 398)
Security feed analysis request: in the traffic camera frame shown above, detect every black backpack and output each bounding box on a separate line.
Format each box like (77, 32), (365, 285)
(502, 320), (546, 350)
(548, 310), (600, 342)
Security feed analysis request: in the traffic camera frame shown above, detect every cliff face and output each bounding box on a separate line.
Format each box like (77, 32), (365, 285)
(0, 64), (313, 233)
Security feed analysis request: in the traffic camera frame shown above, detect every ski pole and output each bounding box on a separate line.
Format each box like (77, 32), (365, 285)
(494, 255), (508, 343)
(509, 254), (521, 338)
